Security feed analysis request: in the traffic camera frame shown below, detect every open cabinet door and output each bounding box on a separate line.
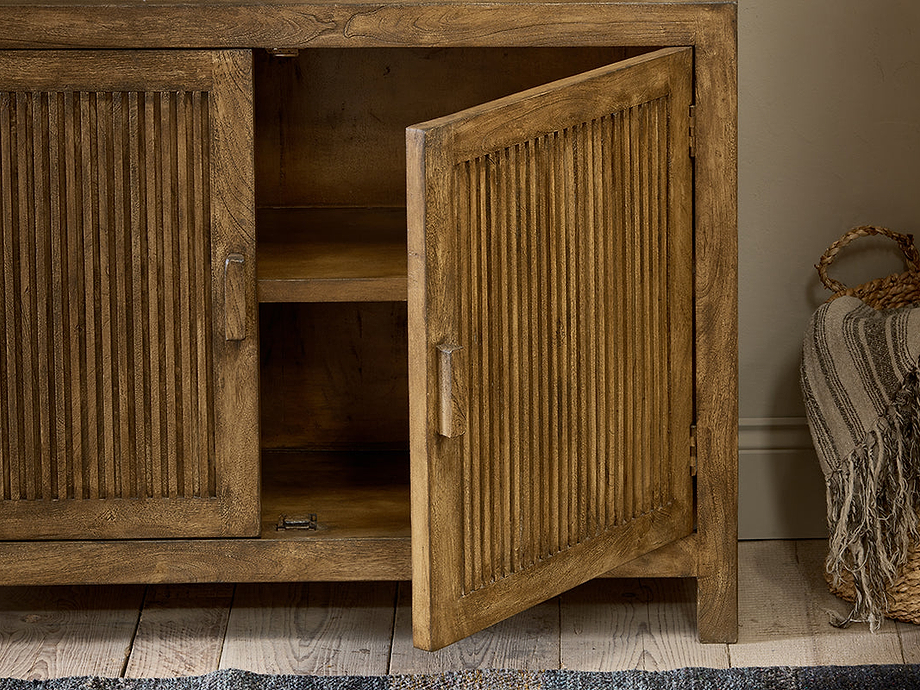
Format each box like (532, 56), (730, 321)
(407, 47), (695, 650)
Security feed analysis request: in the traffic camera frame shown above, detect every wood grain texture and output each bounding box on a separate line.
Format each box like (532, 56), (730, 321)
(389, 582), (560, 674)
(124, 584), (233, 678)
(220, 582), (397, 675)
(408, 47), (695, 651)
(601, 535), (699, 579)
(0, 3), (725, 50)
(0, 585), (144, 680)
(730, 540), (904, 667)
(0, 538), (412, 586)
(257, 208), (408, 302)
(261, 450), (410, 540)
(259, 302), (409, 451)
(224, 254), (247, 339)
(0, 49), (259, 539)
(560, 579), (647, 671)
(254, 48), (644, 209)
(0, 535), (704, 588)
(640, 579), (731, 670)
(692, 3), (739, 645)
(0, 0), (738, 650)
(0, 544), (916, 678)
(436, 344), (465, 438)
(560, 578), (730, 671)
(898, 620), (920, 663)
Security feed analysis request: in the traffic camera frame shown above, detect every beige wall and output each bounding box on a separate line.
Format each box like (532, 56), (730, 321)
(738, 0), (920, 537)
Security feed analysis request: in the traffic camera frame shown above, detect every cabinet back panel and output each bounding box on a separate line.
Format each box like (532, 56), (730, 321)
(254, 47), (652, 207)
(259, 302), (409, 450)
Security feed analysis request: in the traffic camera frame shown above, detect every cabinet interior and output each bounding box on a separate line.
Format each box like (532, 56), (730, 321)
(254, 46), (655, 542)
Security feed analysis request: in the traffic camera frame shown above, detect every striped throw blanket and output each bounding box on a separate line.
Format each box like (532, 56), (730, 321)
(801, 295), (920, 629)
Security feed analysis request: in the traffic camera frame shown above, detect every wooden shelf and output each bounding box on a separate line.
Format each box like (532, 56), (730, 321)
(260, 449), (410, 541)
(257, 207), (408, 303)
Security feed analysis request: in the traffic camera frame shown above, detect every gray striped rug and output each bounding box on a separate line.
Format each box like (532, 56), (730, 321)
(801, 295), (920, 628)
(3, 668), (920, 690)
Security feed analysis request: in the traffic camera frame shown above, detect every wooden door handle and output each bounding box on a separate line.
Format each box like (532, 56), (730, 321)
(437, 343), (465, 438)
(224, 253), (246, 341)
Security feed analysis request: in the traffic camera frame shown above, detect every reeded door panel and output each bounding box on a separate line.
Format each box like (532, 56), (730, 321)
(0, 50), (259, 539)
(408, 47), (695, 650)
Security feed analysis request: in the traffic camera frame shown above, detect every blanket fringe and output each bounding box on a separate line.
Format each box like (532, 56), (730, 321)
(824, 367), (920, 630)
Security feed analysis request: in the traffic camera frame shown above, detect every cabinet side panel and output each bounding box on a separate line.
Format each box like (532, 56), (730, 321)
(0, 89), (216, 505)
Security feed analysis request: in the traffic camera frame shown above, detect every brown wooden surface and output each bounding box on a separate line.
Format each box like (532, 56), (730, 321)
(602, 535), (700, 579)
(0, 535), (706, 588)
(691, 5), (739, 644)
(257, 207), (408, 302)
(254, 48), (644, 209)
(0, 3), (730, 51)
(259, 302), (409, 450)
(261, 450), (410, 540)
(408, 47), (695, 650)
(224, 254), (248, 339)
(0, 49), (259, 540)
(1, 0), (738, 648)
(0, 540), (412, 586)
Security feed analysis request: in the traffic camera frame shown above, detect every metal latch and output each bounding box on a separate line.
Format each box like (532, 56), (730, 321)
(689, 104), (697, 158)
(276, 514), (318, 531)
(267, 48), (300, 58)
(690, 424), (698, 476)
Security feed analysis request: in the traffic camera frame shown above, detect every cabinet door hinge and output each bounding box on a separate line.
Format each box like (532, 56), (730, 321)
(690, 424), (698, 476)
(276, 513), (318, 531)
(267, 48), (300, 58)
(689, 104), (697, 158)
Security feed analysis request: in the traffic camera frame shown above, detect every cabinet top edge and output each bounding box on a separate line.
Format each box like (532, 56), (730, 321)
(0, 0), (735, 5)
(0, 0), (736, 50)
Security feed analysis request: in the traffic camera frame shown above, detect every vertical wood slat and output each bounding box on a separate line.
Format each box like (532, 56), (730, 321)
(456, 95), (679, 595)
(0, 93), (13, 502)
(0, 87), (215, 504)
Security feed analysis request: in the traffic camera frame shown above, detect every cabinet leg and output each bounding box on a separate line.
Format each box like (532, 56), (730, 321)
(696, 570), (738, 644)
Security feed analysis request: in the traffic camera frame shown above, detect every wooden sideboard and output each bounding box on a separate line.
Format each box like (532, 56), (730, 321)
(0, 0), (737, 651)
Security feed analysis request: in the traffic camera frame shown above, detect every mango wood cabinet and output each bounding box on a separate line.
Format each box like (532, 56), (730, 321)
(0, 0), (737, 651)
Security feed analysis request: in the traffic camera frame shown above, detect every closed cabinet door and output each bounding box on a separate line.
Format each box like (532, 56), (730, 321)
(0, 50), (259, 539)
(408, 47), (695, 650)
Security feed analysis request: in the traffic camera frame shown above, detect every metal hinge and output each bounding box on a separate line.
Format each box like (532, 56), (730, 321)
(267, 48), (300, 58)
(276, 513), (318, 531)
(689, 104), (697, 158)
(690, 424), (698, 476)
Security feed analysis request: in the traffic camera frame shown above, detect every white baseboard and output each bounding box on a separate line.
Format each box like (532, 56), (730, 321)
(739, 416), (814, 450)
(738, 417), (828, 540)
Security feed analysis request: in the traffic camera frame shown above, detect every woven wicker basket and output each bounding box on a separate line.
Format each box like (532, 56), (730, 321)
(816, 225), (920, 625)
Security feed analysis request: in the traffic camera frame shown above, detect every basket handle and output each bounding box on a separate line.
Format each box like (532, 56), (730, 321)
(816, 225), (920, 293)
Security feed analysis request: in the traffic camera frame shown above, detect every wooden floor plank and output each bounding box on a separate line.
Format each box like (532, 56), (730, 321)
(0, 541), (914, 679)
(389, 582), (560, 674)
(559, 578), (646, 671)
(794, 540), (906, 665)
(641, 578), (731, 671)
(124, 584), (234, 678)
(559, 577), (729, 671)
(897, 621), (920, 664)
(730, 540), (905, 667)
(219, 582), (397, 676)
(0, 585), (145, 680)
